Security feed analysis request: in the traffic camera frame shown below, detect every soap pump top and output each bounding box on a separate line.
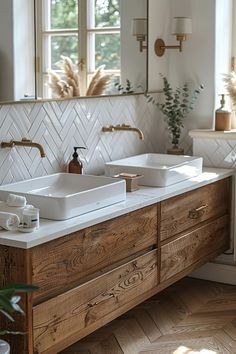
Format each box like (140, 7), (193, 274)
(217, 94), (227, 111)
(215, 94), (231, 131)
(68, 146), (86, 174)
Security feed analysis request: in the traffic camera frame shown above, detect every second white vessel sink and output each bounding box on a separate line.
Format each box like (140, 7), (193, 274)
(105, 153), (203, 187)
(0, 173), (126, 220)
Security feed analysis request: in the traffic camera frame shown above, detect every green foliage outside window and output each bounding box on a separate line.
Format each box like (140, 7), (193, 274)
(49, 0), (120, 72)
(95, 33), (120, 69)
(51, 0), (78, 29)
(95, 0), (120, 27)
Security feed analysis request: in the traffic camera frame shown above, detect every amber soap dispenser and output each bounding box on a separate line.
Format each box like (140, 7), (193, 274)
(68, 147), (86, 174)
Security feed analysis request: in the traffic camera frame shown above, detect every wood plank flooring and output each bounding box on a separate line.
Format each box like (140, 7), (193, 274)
(60, 277), (236, 354)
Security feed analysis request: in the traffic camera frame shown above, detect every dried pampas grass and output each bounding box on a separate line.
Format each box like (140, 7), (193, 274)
(61, 56), (80, 97)
(48, 57), (112, 98)
(48, 70), (73, 98)
(86, 66), (112, 96)
(48, 56), (80, 98)
(223, 71), (236, 107)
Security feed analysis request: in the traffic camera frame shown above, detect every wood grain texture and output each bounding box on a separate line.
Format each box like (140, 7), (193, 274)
(33, 250), (158, 354)
(160, 214), (229, 282)
(32, 205), (158, 303)
(60, 278), (236, 354)
(160, 178), (231, 241)
(0, 246), (34, 354)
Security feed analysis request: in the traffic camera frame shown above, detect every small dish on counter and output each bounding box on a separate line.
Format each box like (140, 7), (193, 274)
(112, 173), (143, 192)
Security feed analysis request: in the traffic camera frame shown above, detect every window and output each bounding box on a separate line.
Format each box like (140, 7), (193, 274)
(36, 0), (121, 97)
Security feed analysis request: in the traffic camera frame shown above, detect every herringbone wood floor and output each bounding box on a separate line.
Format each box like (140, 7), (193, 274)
(60, 277), (236, 354)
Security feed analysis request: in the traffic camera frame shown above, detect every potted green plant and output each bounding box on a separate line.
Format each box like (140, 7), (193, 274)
(146, 75), (204, 154)
(0, 284), (37, 353)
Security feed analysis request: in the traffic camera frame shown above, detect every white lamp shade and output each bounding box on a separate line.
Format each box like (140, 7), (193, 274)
(132, 18), (147, 36)
(171, 17), (192, 35)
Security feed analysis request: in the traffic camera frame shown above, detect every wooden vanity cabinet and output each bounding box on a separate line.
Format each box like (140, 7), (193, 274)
(160, 177), (231, 286)
(32, 205), (158, 304)
(0, 205), (159, 354)
(0, 178), (231, 354)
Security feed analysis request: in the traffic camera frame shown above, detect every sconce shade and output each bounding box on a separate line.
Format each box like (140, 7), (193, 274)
(132, 18), (147, 36)
(171, 17), (192, 35)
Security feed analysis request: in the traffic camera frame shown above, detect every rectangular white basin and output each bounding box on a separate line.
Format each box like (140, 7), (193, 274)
(0, 173), (126, 220)
(105, 153), (203, 187)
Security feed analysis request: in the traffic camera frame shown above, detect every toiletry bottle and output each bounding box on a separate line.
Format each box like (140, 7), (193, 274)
(215, 94), (231, 131)
(68, 147), (86, 174)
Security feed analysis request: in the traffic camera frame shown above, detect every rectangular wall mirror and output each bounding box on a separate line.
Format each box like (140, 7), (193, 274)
(0, 0), (148, 103)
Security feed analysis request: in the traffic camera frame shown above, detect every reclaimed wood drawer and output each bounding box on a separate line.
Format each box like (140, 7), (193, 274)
(160, 214), (229, 282)
(160, 178), (231, 242)
(32, 205), (158, 303)
(33, 249), (158, 354)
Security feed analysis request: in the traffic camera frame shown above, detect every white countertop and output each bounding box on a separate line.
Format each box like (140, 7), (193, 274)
(0, 167), (234, 249)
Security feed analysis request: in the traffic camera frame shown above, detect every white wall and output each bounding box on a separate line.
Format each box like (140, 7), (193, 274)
(215, 0), (232, 110)
(148, 0), (170, 90)
(120, 0), (147, 90)
(148, 0), (218, 130)
(13, 0), (35, 100)
(0, 0), (14, 101)
(0, 0), (35, 101)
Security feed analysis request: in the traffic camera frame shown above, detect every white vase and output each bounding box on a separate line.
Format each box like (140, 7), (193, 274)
(0, 340), (10, 354)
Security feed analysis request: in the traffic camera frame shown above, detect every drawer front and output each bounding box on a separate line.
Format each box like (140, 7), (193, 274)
(33, 250), (158, 354)
(160, 178), (231, 241)
(32, 205), (157, 303)
(160, 214), (229, 282)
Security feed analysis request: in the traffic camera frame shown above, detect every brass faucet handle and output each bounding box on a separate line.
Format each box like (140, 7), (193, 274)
(22, 138), (32, 143)
(121, 124), (131, 128)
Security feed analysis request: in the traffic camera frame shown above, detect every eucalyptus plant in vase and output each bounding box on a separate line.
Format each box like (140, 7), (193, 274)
(147, 75), (204, 154)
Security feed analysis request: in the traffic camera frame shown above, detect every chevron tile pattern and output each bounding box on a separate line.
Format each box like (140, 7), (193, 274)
(193, 138), (236, 168)
(60, 277), (236, 354)
(0, 96), (169, 185)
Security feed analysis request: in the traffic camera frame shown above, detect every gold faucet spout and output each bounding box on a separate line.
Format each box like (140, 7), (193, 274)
(1, 138), (46, 157)
(102, 124), (144, 140)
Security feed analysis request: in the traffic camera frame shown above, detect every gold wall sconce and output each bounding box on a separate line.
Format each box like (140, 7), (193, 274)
(155, 17), (192, 57)
(132, 18), (147, 52)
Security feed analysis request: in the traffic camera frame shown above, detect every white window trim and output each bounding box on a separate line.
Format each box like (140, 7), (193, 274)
(36, 0), (121, 97)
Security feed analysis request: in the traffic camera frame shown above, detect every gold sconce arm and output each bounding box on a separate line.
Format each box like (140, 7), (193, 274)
(155, 17), (192, 57)
(154, 36), (185, 57)
(136, 35), (147, 52)
(132, 18), (147, 53)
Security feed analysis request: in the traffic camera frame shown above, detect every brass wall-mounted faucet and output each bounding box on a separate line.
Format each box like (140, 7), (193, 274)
(1, 138), (46, 157)
(102, 124), (144, 140)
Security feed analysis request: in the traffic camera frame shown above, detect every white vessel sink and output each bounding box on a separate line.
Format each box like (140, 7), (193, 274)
(0, 174), (126, 220)
(105, 153), (203, 187)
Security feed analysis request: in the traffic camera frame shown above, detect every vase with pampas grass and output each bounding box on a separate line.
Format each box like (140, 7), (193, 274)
(223, 71), (236, 129)
(48, 57), (112, 98)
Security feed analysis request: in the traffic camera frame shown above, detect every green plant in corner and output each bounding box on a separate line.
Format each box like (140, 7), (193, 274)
(0, 284), (38, 336)
(146, 75), (204, 150)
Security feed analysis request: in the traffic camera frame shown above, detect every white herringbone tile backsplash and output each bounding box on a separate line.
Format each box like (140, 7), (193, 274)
(193, 137), (236, 168)
(0, 95), (172, 184)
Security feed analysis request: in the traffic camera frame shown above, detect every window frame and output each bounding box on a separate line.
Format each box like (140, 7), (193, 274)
(35, 0), (121, 97)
